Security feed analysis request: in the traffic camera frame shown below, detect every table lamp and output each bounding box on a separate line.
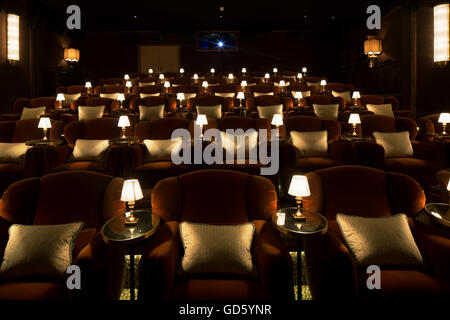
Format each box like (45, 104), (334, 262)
(196, 114), (208, 138)
(241, 80), (247, 92)
(447, 179), (450, 192)
(271, 114), (283, 139)
(294, 91), (303, 107)
(38, 117), (52, 140)
(265, 73), (270, 83)
(348, 113), (361, 136)
(124, 74), (130, 80)
(352, 91), (361, 106)
(121, 179), (143, 226)
(125, 81), (132, 93)
(297, 73), (303, 82)
(117, 93), (125, 108)
(159, 74), (164, 83)
(237, 91), (245, 107)
(202, 81), (208, 93)
(164, 81), (171, 94)
(118, 115), (130, 138)
(288, 175), (310, 221)
(241, 67), (247, 76)
(279, 80), (286, 93)
(85, 81), (92, 95)
(273, 67), (278, 76)
(56, 93), (65, 108)
(438, 113), (450, 134)
(302, 67), (308, 75)
(177, 92), (185, 110)
(148, 68), (154, 75)
(180, 68), (185, 75)
(320, 79), (327, 92)
(228, 73), (234, 82)
(210, 68), (215, 76)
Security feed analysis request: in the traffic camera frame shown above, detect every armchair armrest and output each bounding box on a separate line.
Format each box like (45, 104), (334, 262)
(130, 143), (146, 167)
(53, 145), (74, 167)
(417, 118), (435, 142)
(411, 141), (441, 165)
(252, 220), (294, 300)
(329, 140), (354, 164)
(72, 232), (125, 300)
(354, 141), (385, 169)
(137, 221), (181, 301)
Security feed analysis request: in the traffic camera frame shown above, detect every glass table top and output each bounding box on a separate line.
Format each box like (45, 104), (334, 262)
(425, 203), (450, 227)
(102, 210), (160, 245)
(25, 138), (63, 147)
(108, 136), (140, 145)
(271, 207), (328, 237)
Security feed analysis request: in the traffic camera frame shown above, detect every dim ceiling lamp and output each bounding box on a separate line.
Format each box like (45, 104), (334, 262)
(434, 3), (450, 65)
(64, 48), (80, 63)
(364, 38), (382, 67)
(7, 14), (20, 63)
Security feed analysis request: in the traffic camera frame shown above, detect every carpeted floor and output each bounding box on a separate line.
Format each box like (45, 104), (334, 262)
(119, 251), (312, 300)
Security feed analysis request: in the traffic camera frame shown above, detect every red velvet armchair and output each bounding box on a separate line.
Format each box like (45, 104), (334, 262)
(0, 97), (57, 122)
(360, 94), (414, 118)
(303, 165), (450, 299)
(246, 95), (293, 118)
(138, 169), (293, 301)
(0, 170), (125, 300)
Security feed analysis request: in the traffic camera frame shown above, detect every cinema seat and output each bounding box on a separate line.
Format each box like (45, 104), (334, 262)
(72, 97), (119, 117)
(360, 94), (413, 118)
(94, 85), (125, 98)
(0, 170), (125, 300)
(138, 170), (293, 301)
(246, 95), (293, 118)
(249, 84), (278, 97)
(210, 84), (238, 98)
(303, 165), (450, 299)
(187, 95), (234, 119)
(1, 97), (57, 121)
(129, 96), (177, 117)
(301, 94), (345, 114)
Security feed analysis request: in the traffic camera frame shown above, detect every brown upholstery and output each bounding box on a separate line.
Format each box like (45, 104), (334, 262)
(302, 94), (345, 111)
(130, 96), (177, 113)
(187, 95), (234, 113)
(136, 85), (163, 96)
(56, 85), (86, 95)
(249, 84), (278, 95)
(138, 170), (293, 301)
(326, 83), (355, 93)
(246, 95), (293, 114)
(360, 94), (413, 118)
(72, 97), (118, 114)
(210, 84), (238, 95)
(303, 165), (449, 299)
(0, 171), (125, 300)
(13, 97), (57, 114)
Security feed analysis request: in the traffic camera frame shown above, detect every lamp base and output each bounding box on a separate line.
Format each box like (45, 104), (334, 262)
(292, 213), (307, 221)
(125, 216), (139, 226)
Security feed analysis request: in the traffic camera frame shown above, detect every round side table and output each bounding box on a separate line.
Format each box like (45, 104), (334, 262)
(25, 138), (63, 147)
(102, 210), (160, 300)
(425, 203), (450, 227)
(108, 136), (139, 146)
(272, 207), (327, 300)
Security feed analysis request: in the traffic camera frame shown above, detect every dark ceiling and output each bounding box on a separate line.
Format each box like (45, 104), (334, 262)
(29, 0), (417, 33)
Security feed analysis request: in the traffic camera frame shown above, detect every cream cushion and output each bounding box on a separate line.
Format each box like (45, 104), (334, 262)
(366, 104), (395, 117)
(290, 130), (328, 157)
(214, 92), (235, 98)
(78, 106), (105, 121)
(139, 105), (165, 121)
(179, 222), (257, 277)
(373, 131), (414, 158)
(139, 82), (155, 87)
(332, 90), (352, 103)
(253, 92), (274, 97)
(336, 213), (424, 267)
(20, 107), (46, 120)
(313, 104), (339, 120)
(143, 138), (183, 162)
(292, 90), (311, 98)
(99, 93), (119, 100)
(0, 142), (30, 164)
(0, 222), (83, 280)
(220, 130), (258, 160)
(257, 104), (283, 120)
(140, 92), (161, 98)
(183, 93), (197, 100)
(196, 105), (222, 119)
(72, 139), (109, 162)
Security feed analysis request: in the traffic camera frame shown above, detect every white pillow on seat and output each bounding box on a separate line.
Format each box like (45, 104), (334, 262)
(214, 92), (235, 98)
(196, 105), (222, 119)
(291, 90), (311, 98)
(313, 104), (339, 120)
(220, 130), (258, 160)
(331, 90), (352, 103)
(139, 105), (165, 121)
(373, 131), (414, 158)
(0, 142), (30, 164)
(140, 92), (161, 98)
(20, 107), (46, 120)
(253, 92), (274, 97)
(99, 93), (119, 100)
(143, 138), (183, 162)
(78, 106), (105, 121)
(178, 222), (257, 277)
(71, 139), (110, 162)
(257, 104), (283, 120)
(366, 104), (395, 117)
(139, 82), (155, 87)
(290, 130), (328, 157)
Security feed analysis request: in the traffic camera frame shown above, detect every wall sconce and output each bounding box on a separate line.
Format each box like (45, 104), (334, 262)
(7, 14), (20, 63)
(434, 3), (450, 64)
(364, 38), (382, 67)
(64, 48), (80, 63)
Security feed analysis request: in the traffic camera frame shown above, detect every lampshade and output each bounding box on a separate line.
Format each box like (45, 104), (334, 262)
(193, 74), (199, 79)
(352, 91), (361, 99)
(273, 67), (278, 73)
(117, 93), (125, 101)
(288, 175), (310, 197)
(126, 81), (132, 88)
(148, 68), (153, 74)
(177, 92), (185, 100)
(56, 93), (65, 101)
(279, 80), (286, 87)
(348, 113), (361, 124)
(121, 179), (144, 202)
(210, 68), (215, 73)
(265, 73), (270, 79)
(237, 92), (245, 100)
(196, 114), (208, 126)
(241, 67), (247, 73)
(302, 67), (307, 73)
(164, 81), (171, 88)
(85, 81), (92, 88)
(124, 74), (130, 80)
(38, 117), (52, 129)
(294, 91), (303, 99)
(439, 113), (450, 123)
(180, 68), (185, 73)
(434, 3), (450, 63)
(228, 73), (234, 79)
(118, 115), (130, 128)
(297, 73), (303, 79)
(7, 14), (20, 62)
(447, 179), (450, 191)
(320, 80), (327, 86)
(364, 39), (382, 56)
(241, 80), (247, 87)
(159, 74), (164, 80)
(202, 81), (208, 88)
(64, 48), (80, 62)
(271, 114), (283, 126)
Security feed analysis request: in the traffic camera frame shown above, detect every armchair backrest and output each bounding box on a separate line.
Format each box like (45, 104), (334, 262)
(303, 94), (345, 111)
(171, 84), (200, 94)
(211, 84), (238, 94)
(73, 97), (117, 113)
(214, 116), (270, 132)
(326, 83), (355, 93)
(249, 84), (277, 95)
(131, 96), (176, 113)
(285, 115), (341, 143)
(304, 166), (425, 220)
(151, 170), (277, 224)
(187, 95), (233, 113)
(13, 97), (56, 114)
(361, 114), (417, 139)
(100, 78), (124, 86)
(134, 118), (191, 141)
(64, 118), (121, 144)
(360, 95), (400, 110)
(0, 119), (63, 143)
(66, 85), (86, 94)
(246, 95), (293, 112)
